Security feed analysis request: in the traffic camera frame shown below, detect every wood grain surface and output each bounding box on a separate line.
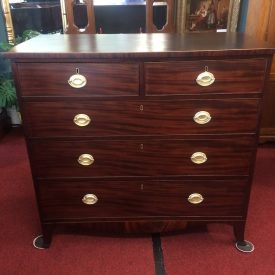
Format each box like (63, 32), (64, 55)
(5, 33), (275, 60)
(145, 59), (267, 95)
(22, 99), (260, 137)
(17, 63), (139, 97)
(37, 178), (247, 221)
(29, 137), (254, 178)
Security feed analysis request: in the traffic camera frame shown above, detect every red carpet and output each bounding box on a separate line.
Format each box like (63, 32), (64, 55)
(0, 129), (155, 275)
(1, 129), (275, 274)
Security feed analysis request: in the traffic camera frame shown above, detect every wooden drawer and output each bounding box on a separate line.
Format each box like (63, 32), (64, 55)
(30, 137), (255, 178)
(145, 59), (267, 95)
(17, 63), (139, 97)
(23, 99), (260, 137)
(37, 179), (247, 221)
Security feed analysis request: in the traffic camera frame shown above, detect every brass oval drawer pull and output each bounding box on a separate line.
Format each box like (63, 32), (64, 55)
(193, 111), (211, 124)
(73, 114), (91, 127)
(188, 193), (204, 204)
(78, 154), (94, 166)
(191, 152), (207, 164)
(196, 71), (215, 87)
(82, 194), (98, 205)
(68, 73), (87, 88)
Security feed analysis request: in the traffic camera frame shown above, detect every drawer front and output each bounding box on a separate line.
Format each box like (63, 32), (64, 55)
(37, 179), (247, 221)
(17, 63), (139, 97)
(23, 99), (260, 137)
(145, 59), (267, 95)
(30, 137), (255, 178)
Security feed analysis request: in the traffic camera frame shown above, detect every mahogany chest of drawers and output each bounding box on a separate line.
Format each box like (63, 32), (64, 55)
(6, 33), (274, 250)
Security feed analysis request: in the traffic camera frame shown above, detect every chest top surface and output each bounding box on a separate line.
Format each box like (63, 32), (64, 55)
(5, 33), (275, 60)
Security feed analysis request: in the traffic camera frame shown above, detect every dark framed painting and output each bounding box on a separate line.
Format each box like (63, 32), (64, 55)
(185, 0), (241, 32)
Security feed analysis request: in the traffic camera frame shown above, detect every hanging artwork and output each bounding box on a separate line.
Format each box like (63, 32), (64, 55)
(185, 0), (240, 32)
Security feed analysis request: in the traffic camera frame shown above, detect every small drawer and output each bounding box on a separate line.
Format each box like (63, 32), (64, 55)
(22, 99), (260, 137)
(145, 59), (267, 95)
(37, 178), (247, 221)
(17, 63), (139, 97)
(30, 137), (255, 178)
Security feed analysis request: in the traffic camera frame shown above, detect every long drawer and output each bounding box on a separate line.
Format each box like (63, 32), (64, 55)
(37, 179), (247, 221)
(17, 63), (139, 97)
(30, 137), (255, 178)
(145, 59), (267, 95)
(23, 99), (260, 137)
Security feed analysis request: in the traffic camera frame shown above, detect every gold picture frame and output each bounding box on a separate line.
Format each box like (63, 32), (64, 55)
(176, 0), (241, 33)
(1, 0), (15, 43)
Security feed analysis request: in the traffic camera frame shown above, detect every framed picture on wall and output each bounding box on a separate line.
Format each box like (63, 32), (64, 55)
(185, 0), (241, 32)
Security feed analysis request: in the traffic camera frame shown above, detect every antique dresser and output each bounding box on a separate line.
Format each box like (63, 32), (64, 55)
(6, 33), (274, 251)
